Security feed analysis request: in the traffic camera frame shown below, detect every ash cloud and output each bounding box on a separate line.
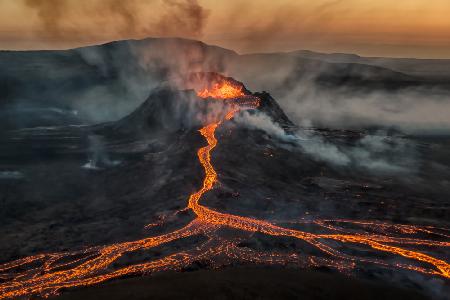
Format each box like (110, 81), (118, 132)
(24, 0), (139, 38)
(23, 0), (210, 41)
(212, 0), (347, 53)
(25, 0), (68, 38)
(157, 0), (210, 38)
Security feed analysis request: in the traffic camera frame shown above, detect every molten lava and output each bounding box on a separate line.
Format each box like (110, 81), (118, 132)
(189, 72), (247, 100)
(197, 81), (245, 99)
(0, 76), (448, 299)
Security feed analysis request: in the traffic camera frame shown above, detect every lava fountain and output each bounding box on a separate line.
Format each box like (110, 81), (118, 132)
(0, 74), (448, 299)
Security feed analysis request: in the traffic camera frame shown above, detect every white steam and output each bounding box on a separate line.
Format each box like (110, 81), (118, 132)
(280, 85), (450, 134)
(82, 135), (121, 170)
(236, 111), (417, 174)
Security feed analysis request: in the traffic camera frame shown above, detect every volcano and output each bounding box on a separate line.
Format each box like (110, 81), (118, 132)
(0, 73), (448, 300)
(97, 73), (292, 137)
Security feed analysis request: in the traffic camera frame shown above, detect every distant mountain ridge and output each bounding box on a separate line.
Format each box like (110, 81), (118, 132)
(287, 49), (450, 80)
(1, 37), (449, 131)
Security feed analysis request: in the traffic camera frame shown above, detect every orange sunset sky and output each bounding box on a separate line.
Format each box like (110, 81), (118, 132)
(0, 0), (449, 58)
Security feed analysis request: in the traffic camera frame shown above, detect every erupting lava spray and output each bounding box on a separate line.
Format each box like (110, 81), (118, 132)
(0, 76), (448, 299)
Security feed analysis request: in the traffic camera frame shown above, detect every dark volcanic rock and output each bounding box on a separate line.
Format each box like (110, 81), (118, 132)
(254, 92), (295, 128)
(0, 79), (449, 299)
(54, 267), (429, 300)
(109, 87), (203, 136)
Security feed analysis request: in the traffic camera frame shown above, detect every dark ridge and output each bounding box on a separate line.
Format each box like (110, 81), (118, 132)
(107, 87), (201, 136)
(54, 267), (429, 300)
(254, 92), (295, 128)
(2, 37), (449, 131)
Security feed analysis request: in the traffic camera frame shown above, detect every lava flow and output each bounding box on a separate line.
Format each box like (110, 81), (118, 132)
(0, 77), (449, 299)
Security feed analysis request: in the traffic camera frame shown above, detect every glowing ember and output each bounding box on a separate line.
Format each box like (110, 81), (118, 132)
(0, 76), (448, 299)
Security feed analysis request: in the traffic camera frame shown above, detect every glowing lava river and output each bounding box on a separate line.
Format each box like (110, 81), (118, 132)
(0, 79), (449, 299)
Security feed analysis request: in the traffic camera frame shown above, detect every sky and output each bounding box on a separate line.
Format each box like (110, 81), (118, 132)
(0, 0), (449, 58)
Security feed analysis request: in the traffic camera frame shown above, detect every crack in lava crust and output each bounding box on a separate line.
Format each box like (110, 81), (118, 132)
(0, 85), (449, 299)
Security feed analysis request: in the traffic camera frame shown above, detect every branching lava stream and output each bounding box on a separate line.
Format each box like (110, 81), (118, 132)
(0, 79), (448, 299)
